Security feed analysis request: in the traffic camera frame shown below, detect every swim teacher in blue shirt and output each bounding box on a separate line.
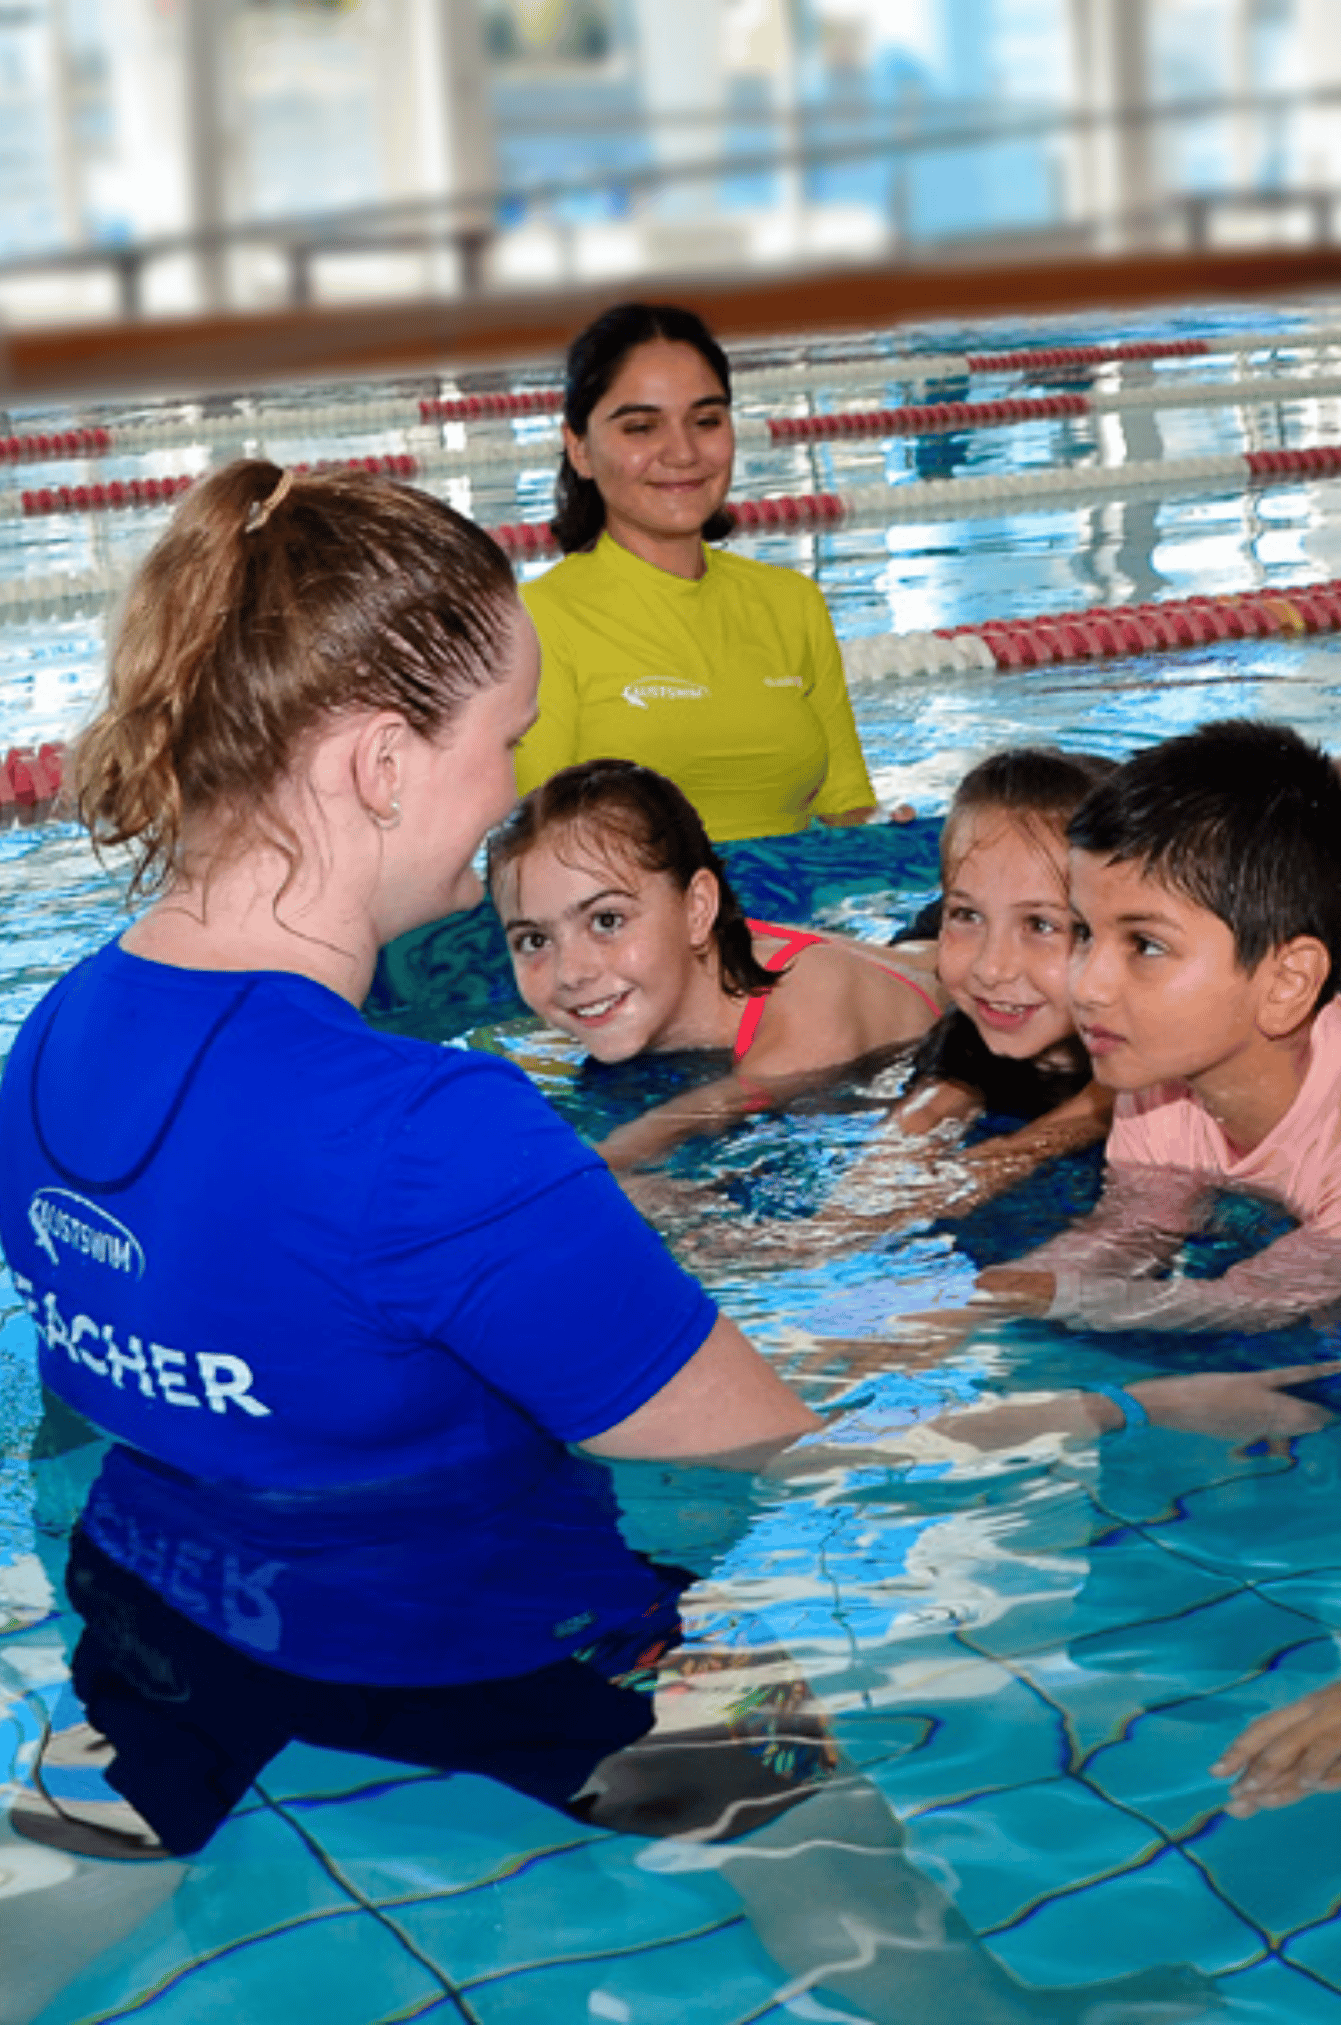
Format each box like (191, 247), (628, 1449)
(0, 462), (1333, 2003)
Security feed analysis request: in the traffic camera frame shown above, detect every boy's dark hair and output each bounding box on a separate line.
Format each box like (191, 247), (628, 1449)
(551, 302), (734, 553)
(487, 758), (777, 1000)
(1067, 718), (1341, 1003)
(942, 745), (1118, 875)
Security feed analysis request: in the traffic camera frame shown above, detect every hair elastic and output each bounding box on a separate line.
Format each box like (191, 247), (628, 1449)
(1090, 1381), (1150, 1432)
(245, 467), (295, 534)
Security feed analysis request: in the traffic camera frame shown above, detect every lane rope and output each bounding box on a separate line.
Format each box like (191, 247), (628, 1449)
(13, 437), (1341, 531)
(5, 323), (1341, 469)
(14, 575), (1341, 829)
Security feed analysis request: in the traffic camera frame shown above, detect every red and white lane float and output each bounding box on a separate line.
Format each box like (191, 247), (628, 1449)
(841, 580), (1341, 680)
(12, 576), (1341, 825)
(0, 744), (64, 824)
(489, 442), (1341, 553)
(11, 362), (1341, 497)
(15, 453), (418, 518)
(6, 322), (1341, 469)
(767, 373), (1341, 442)
(8, 438), (1341, 571)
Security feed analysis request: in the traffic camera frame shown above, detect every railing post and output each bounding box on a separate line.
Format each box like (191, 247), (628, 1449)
(287, 244), (313, 307)
(116, 250), (144, 318)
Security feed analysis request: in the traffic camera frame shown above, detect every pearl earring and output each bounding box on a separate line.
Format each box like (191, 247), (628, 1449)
(370, 798), (402, 831)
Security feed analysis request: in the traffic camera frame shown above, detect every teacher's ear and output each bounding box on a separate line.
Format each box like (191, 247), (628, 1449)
(349, 710), (411, 829)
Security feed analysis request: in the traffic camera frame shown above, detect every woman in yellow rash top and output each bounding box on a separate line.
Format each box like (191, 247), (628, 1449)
(514, 303), (878, 844)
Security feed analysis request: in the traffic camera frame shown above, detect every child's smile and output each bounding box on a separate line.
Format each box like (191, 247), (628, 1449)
(495, 833), (732, 1062)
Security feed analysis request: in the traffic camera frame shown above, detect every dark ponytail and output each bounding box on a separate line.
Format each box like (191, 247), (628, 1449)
(551, 302), (735, 554)
(487, 758), (776, 999)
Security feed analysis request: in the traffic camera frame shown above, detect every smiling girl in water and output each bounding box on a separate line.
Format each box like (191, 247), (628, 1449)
(893, 748), (1117, 1137)
(488, 759), (942, 1170)
(801, 746), (1121, 1242)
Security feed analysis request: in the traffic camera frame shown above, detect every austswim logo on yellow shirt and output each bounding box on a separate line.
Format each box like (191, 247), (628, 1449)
(620, 678), (710, 709)
(517, 535), (876, 842)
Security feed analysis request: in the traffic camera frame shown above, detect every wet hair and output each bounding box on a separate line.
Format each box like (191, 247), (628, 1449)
(75, 458), (517, 898)
(942, 745), (1119, 879)
(551, 302), (735, 554)
(1067, 717), (1341, 1003)
(487, 758), (776, 1000)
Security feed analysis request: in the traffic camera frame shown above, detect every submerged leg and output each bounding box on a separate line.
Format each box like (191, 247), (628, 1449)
(0, 1815), (184, 2025)
(577, 1656), (1215, 2025)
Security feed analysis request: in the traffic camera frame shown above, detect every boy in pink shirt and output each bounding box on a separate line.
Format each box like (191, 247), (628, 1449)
(981, 718), (1341, 1333)
(979, 717), (1341, 1816)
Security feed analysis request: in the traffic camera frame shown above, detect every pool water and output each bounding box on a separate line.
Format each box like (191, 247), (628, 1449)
(6, 301), (1341, 2022)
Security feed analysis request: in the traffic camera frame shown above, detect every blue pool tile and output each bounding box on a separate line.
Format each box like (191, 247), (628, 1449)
(28, 1803), (404, 2025)
(999, 1647), (1162, 1759)
(1258, 1570), (1341, 1633)
(1193, 1804), (1341, 1941)
(291, 1768), (605, 1903)
(984, 1843), (1263, 1990)
(386, 1829), (746, 1990)
(1065, 1586), (1326, 1701)
(460, 1912), (783, 2025)
(866, 1667), (1069, 1808)
(1284, 1915), (1341, 1993)
(1212, 1957), (1341, 2022)
(1091, 1647), (1341, 1839)
(963, 1546), (1237, 1663)
(901, 1776), (1165, 1933)
(258, 1740), (449, 1807)
(43, 1906), (448, 2025)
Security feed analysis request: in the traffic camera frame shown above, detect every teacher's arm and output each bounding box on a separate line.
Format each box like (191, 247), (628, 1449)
(582, 1314), (820, 1461)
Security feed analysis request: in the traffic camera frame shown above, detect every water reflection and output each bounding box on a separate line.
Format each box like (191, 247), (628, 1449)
(6, 1404), (1220, 2025)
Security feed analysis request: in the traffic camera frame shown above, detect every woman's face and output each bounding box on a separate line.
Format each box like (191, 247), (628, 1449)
(565, 339), (734, 558)
(495, 828), (721, 1061)
(936, 809), (1077, 1059)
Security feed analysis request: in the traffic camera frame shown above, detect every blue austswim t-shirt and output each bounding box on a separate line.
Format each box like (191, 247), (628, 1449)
(0, 942), (717, 1497)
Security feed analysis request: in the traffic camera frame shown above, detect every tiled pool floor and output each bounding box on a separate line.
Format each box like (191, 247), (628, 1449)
(5, 1407), (1341, 2024)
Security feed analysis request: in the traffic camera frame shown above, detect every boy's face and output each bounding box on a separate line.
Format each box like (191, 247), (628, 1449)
(1068, 850), (1268, 1094)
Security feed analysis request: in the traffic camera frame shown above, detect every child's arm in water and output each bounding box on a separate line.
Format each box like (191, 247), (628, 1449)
(598, 939), (941, 1174)
(644, 1078), (1114, 1278)
(827, 1074), (1113, 1231)
(597, 1067), (803, 1174)
(975, 1161), (1341, 1333)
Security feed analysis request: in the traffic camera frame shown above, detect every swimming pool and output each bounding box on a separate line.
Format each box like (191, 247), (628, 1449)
(6, 299), (1341, 2022)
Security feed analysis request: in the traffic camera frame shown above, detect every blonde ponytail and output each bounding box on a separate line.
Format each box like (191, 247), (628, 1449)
(75, 460), (516, 897)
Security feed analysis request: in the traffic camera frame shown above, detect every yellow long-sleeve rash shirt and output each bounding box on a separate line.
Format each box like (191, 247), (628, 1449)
(516, 535), (875, 844)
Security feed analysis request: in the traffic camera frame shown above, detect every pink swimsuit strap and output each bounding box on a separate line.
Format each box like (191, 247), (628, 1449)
(733, 917), (939, 1064)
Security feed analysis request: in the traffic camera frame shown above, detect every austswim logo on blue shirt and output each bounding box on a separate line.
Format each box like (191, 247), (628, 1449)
(28, 1186), (146, 1277)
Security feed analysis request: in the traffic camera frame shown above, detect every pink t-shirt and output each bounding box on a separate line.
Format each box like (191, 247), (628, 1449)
(1107, 997), (1341, 1235)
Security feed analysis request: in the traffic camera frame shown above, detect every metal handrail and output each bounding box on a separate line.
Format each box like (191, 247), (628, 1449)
(2, 77), (1339, 316)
